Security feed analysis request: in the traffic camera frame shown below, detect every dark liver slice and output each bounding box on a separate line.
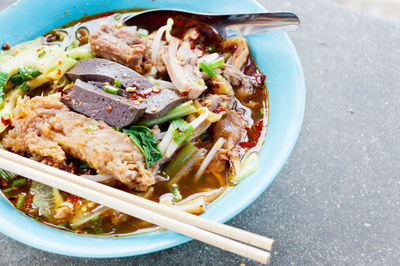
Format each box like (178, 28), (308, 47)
(62, 79), (145, 127)
(66, 58), (186, 118)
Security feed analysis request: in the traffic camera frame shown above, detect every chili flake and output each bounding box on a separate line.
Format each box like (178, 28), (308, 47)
(1, 116), (11, 126)
(1, 42), (11, 50)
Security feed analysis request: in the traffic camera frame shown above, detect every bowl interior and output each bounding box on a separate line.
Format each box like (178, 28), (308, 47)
(0, 0), (305, 258)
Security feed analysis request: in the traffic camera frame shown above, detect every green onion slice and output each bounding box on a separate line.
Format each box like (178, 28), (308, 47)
(38, 50), (46, 58)
(199, 62), (217, 77)
(171, 184), (182, 202)
(103, 85), (119, 95)
(16, 193), (26, 209)
(208, 58), (225, 69)
(114, 79), (122, 88)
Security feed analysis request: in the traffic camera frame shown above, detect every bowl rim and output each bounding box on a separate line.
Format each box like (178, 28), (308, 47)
(0, 0), (306, 258)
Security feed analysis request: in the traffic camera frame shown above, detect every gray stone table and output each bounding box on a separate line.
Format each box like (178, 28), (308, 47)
(0, 0), (399, 265)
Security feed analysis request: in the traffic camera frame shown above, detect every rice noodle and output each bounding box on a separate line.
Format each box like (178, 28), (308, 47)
(80, 174), (114, 182)
(151, 18), (173, 63)
(194, 137), (226, 181)
(198, 52), (219, 64)
(167, 148), (206, 186)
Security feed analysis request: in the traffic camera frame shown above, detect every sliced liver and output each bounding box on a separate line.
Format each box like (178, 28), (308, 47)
(62, 79), (146, 127)
(66, 58), (186, 118)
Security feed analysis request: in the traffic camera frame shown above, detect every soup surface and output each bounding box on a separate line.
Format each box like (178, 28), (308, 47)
(0, 9), (268, 235)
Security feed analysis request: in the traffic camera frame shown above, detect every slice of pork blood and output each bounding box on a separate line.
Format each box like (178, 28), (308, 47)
(62, 79), (146, 127)
(66, 58), (187, 118)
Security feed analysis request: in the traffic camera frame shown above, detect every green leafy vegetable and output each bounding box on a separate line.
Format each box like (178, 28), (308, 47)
(123, 126), (163, 168)
(10, 67), (41, 92)
(199, 61), (217, 77)
(80, 162), (90, 169)
(171, 184), (182, 202)
(138, 101), (197, 127)
(164, 142), (198, 177)
(171, 118), (194, 145)
(0, 72), (9, 102)
(103, 85), (119, 95)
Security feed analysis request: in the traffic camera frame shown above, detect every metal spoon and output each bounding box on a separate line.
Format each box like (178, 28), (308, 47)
(124, 9), (300, 38)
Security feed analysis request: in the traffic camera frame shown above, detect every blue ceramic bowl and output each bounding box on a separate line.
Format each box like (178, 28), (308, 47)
(0, 0), (305, 258)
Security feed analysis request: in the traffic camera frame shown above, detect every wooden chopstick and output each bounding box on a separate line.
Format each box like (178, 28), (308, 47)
(0, 149), (273, 264)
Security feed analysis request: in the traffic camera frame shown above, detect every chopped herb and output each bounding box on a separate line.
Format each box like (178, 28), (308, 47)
(171, 118), (194, 145)
(115, 126), (120, 131)
(0, 72), (9, 102)
(153, 81), (160, 85)
(0, 168), (17, 184)
(80, 162), (90, 169)
(171, 184), (182, 202)
(2, 187), (15, 193)
(103, 85), (119, 95)
(16, 193), (26, 209)
(122, 126), (163, 168)
(11, 178), (27, 187)
(18, 82), (30, 92)
(205, 44), (216, 53)
(113, 14), (122, 20)
(208, 58), (225, 69)
(199, 61), (217, 77)
(10, 67), (41, 92)
(91, 216), (103, 234)
(114, 79), (122, 88)
(38, 50), (46, 58)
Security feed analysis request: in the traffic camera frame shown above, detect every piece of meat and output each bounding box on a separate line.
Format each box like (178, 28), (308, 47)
(2, 93), (156, 191)
(203, 94), (233, 112)
(62, 79), (146, 127)
(221, 37), (250, 70)
(66, 58), (187, 119)
(222, 64), (253, 99)
(89, 23), (152, 74)
(208, 110), (247, 176)
(163, 38), (207, 99)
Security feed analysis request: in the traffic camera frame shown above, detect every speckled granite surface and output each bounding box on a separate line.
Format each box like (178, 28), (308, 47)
(0, 0), (399, 265)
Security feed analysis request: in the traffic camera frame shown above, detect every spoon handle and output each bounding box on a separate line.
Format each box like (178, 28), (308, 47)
(213, 12), (300, 37)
